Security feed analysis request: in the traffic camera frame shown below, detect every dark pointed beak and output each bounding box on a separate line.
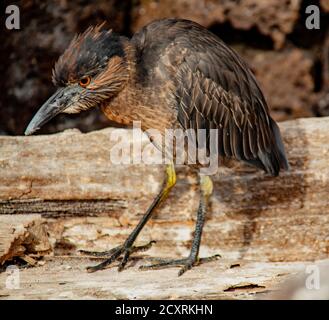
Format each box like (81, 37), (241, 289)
(25, 88), (67, 135)
(25, 86), (81, 135)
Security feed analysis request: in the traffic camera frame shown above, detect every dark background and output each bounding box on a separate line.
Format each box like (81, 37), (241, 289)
(1, 0), (329, 136)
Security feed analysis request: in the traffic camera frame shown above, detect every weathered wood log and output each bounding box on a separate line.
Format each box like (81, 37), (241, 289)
(0, 215), (51, 266)
(0, 117), (329, 263)
(1, 255), (327, 300)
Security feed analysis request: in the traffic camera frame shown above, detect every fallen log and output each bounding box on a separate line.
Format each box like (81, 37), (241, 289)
(1, 255), (326, 299)
(0, 215), (51, 266)
(0, 117), (329, 263)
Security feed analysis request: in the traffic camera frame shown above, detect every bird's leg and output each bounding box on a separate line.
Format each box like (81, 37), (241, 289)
(82, 163), (176, 273)
(140, 175), (220, 276)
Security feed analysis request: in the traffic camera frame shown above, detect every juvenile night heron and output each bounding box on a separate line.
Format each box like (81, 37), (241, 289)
(25, 18), (289, 276)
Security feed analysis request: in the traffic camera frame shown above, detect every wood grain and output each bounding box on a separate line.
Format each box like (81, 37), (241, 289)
(0, 117), (329, 263)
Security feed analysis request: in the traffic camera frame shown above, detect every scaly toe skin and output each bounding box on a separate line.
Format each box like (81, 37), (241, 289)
(118, 251), (130, 272)
(178, 261), (193, 276)
(82, 240), (157, 272)
(79, 246), (121, 258)
(139, 258), (186, 271)
(139, 254), (221, 276)
(178, 255), (221, 276)
(139, 257), (196, 276)
(198, 254), (221, 264)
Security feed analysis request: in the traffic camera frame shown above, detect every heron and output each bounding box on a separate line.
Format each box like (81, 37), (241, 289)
(25, 18), (289, 276)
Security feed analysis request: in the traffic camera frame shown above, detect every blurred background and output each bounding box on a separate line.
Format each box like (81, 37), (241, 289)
(1, 0), (329, 136)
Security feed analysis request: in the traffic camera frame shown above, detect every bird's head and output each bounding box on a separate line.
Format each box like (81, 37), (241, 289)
(25, 24), (130, 135)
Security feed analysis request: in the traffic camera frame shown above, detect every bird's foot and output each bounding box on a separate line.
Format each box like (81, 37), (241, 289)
(79, 240), (156, 273)
(139, 254), (221, 276)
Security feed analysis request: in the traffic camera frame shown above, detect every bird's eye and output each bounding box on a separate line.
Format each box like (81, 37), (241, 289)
(79, 76), (91, 87)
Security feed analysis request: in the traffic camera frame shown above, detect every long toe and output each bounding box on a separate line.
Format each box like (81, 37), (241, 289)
(139, 258), (188, 270)
(83, 240), (156, 273)
(86, 248), (122, 273)
(79, 246), (121, 257)
(140, 254), (221, 276)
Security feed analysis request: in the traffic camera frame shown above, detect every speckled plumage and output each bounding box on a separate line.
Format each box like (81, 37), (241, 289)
(102, 18), (288, 175)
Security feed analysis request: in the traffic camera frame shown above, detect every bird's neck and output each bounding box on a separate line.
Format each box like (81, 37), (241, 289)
(100, 38), (139, 126)
(101, 39), (176, 132)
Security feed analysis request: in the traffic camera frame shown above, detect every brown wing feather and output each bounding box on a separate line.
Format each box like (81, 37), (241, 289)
(170, 22), (288, 175)
(132, 19), (289, 175)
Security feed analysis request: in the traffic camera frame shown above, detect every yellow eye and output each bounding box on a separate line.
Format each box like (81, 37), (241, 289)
(79, 76), (91, 87)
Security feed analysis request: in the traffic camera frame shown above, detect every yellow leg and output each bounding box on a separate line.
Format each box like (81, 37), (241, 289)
(200, 175), (213, 200)
(160, 162), (176, 201)
(85, 163), (176, 272)
(140, 174), (220, 276)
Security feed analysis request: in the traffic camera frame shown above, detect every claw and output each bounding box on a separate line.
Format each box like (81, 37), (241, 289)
(118, 251), (130, 271)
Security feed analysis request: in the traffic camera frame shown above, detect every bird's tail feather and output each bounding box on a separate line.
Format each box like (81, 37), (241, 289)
(245, 118), (289, 176)
(260, 118), (289, 176)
